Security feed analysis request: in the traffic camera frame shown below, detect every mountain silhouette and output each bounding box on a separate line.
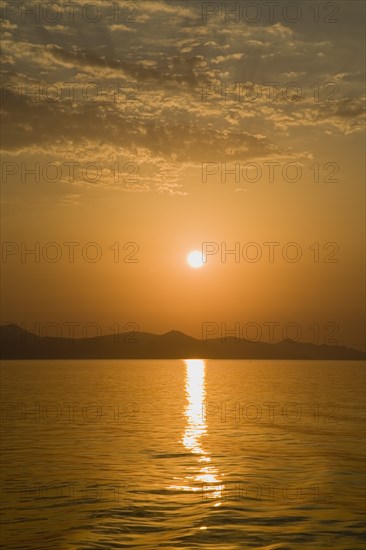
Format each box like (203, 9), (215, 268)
(0, 324), (365, 360)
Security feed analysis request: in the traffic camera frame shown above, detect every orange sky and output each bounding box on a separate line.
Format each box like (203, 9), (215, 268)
(1, 0), (365, 350)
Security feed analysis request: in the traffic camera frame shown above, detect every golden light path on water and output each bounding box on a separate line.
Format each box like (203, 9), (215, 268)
(170, 359), (222, 506)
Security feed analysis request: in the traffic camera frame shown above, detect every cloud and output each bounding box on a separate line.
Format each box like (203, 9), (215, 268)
(1, 0), (365, 195)
(61, 193), (81, 206)
(0, 19), (17, 30)
(211, 53), (245, 64)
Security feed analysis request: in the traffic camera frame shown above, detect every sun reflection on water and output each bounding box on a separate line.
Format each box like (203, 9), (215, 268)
(170, 359), (222, 503)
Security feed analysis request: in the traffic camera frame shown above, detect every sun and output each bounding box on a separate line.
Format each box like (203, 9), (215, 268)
(187, 250), (204, 269)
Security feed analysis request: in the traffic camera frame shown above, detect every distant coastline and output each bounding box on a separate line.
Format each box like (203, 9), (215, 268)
(1, 325), (365, 360)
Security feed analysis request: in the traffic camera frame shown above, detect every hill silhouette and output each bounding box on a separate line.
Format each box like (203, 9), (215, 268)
(0, 324), (365, 360)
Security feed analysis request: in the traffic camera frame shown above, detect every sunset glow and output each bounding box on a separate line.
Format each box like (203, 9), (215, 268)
(0, 1), (365, 548)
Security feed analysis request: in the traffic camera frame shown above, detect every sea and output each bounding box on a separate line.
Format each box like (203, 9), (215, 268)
(1, 359), (365, 549)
